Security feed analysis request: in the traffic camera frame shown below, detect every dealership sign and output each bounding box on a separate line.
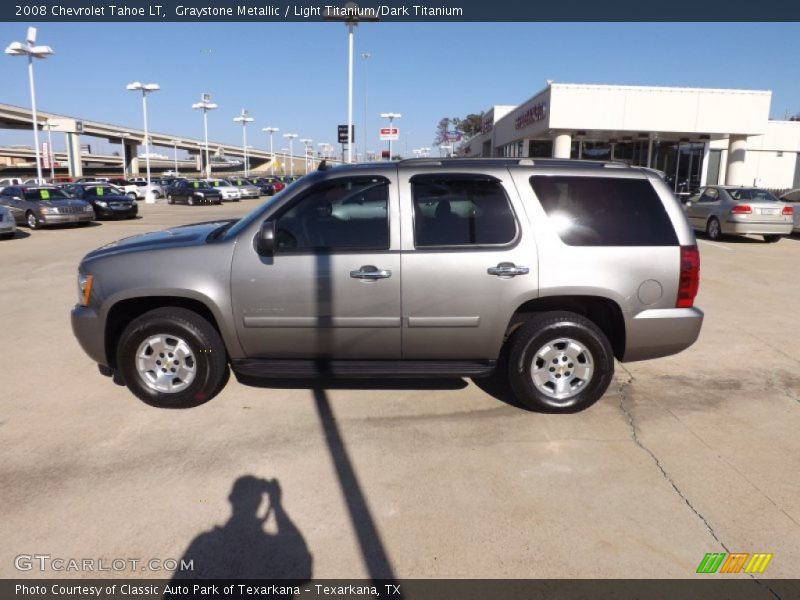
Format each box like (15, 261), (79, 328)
(515, 102), (548, 130)
(379, 127), (399, 141)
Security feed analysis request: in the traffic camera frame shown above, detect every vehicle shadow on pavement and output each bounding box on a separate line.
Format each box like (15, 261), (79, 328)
(1, 230), (30, 240)
(170, 475), (312, 583)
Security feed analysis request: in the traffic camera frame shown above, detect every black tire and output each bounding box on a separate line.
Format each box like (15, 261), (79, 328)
(507, 311), (614, 413)
(26, 211), (42, 230)
(763, 234), (782, 243)
(706, 217), (722, 241)
(116, 307), (229, 408)
(127, 192), (137, 201)
(166, 194), (174, 205)
(188, 196), (196, 206)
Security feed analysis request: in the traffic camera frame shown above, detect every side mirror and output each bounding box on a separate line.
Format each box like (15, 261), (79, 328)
(255, 220), (275, 256)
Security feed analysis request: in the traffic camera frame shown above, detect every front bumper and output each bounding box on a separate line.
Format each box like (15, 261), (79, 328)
(622, 307), (704, 362)
(41, 213), (95, 225)
(94, 205), (138, 219)
(71, 304), (108, 366)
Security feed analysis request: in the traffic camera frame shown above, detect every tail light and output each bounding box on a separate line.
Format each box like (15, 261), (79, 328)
(731, 204), (752, 214)
(676, 245), (700, 308)
(782, 206), (794, 216)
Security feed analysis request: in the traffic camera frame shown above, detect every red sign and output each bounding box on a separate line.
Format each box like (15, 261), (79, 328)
(379, 127), (399, 141)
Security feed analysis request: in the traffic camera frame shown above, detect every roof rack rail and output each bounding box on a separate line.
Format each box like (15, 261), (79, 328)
(396, 157), (632, 169)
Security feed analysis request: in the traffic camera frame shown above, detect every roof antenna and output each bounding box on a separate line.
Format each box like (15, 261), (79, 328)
(317, 159), (329, 171)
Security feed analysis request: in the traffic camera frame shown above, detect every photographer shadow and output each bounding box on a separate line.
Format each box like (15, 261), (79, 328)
(172, 475), (312, 585)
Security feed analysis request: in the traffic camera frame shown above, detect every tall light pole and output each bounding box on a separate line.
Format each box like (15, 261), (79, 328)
(379, 112), (401, 160)
(233, 108), (254, 177)
(5, 27), (54, 184)
(119, 132), (130, 178)
(192, 92), (217, 179)
(361, 52), (370, 162)
(283, 133), (297, 177)
(171, 139), (181, 175)
(126, 81), (159, 202)
(325, 3), (378, 164)
(300, 138), (313, 173)
(280, 148), (289, 176)
(262, 126), (279, 175)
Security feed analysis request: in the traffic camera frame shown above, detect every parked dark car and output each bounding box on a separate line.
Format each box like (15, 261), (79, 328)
(253, 176), (286, 196)
(0, 185), (94, 229)
(65, 183), (138, 220)
(165, 180), (222, 205)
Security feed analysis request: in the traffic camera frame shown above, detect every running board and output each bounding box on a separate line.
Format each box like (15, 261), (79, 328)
(231, 359), (496, 379)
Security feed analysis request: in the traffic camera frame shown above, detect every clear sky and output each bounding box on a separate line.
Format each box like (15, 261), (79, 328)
(1, 22), (799, 158)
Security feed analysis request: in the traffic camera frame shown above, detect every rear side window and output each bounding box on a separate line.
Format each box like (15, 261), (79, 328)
(411, 174), (517, 247)
(529, 176), (678, 246)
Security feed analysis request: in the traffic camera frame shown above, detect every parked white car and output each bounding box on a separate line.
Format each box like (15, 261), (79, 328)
(0, 204), (18, 239)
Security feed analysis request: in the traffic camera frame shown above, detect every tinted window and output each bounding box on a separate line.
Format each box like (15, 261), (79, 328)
(530, 176), (678, 246)
(781, 190), (800, 202)
(274, 177), (389, 251)
(699, 188), (719, 202)
(411, 175), (517, 247)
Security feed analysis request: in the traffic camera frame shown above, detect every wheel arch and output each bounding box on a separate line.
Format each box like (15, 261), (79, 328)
(505, 295), (626, 360)
(104, 296), (230, 369)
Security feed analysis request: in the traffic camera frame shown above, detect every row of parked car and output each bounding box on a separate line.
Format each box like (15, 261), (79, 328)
(0, 174), (300, 238)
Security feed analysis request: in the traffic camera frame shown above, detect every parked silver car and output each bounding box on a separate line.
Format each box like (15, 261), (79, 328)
(778, 189), (800, 233)
(72, 159), (703, 412)
(205, 179), (242, 201)
(0, 205), (16, 239)
(684, 186), (793, 242)
(225, 178), (260, 199)
(0, 185), (94, 229)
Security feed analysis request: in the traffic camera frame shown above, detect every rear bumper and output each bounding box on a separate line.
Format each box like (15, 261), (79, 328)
(723, 219), (792, 235)
(71, 304), (107, 366)
(622, 307), (704, 362)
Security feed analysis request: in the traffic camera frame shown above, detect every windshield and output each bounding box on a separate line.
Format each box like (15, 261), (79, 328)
(728, 188), (779, 202)
(191, 181), (214, 190)
(83, 186), (118, 196)
(24, 188), (69, 201)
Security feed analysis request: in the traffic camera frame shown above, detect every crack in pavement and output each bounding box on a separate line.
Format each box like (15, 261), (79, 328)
(617, 380), (729, 552)
(785, 388), (800, 405)
(617, 380), (783, 599)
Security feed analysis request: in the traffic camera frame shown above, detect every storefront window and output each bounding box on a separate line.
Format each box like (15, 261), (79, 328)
(528, 140), (553, 158)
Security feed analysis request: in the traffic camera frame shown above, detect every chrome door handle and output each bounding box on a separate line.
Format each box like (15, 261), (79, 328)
(350, 265), (392, 280)
(488, 263), (529, 277)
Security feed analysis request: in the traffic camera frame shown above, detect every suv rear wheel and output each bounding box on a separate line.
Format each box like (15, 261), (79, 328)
(507, 311), (614, 412)
(116, 307), (228, 408)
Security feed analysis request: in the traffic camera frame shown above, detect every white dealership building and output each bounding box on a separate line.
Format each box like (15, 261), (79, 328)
(460, 83), (800, 192)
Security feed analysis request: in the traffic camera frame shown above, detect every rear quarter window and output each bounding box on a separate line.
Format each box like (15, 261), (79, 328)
(530, 176), (678, 246)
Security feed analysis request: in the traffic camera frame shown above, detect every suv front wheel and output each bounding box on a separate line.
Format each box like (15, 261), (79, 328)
(507, 311), (614, 412)
(116, 307), (228, 408)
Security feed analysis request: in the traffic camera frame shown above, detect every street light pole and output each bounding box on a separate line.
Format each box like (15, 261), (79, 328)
(126, 81), (160, 203)
(192, 93), (218, 179)
(5, 27), (54, 184)
(283, 133), (297, 177)
(262, 127), (279, 176)
(325, 4), (378, 164)
(233, 109), (254, 177)
(361, 52), (370, 162)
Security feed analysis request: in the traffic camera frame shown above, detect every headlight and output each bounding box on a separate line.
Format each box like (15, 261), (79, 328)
(39, 206), (57, 215)
(95, 200), (108, 207)
(78, 273), (94, 306)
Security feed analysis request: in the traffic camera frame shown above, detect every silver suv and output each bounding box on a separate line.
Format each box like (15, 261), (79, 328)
(71, 159), (703, 412)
